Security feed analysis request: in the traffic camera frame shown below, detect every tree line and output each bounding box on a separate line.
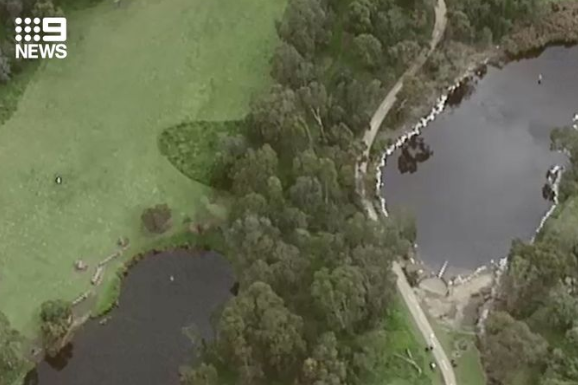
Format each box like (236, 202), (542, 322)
(482, 126), (578, 385)
(445, 0), (542, 45)
(182, 0), (428, 384)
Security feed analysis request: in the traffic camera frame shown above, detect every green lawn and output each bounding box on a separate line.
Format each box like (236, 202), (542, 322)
(432, 322), (487, 385)
(0, 0), (285, 337)
(362, 296), (444, 385)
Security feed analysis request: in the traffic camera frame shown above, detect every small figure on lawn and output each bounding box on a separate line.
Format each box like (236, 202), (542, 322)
(55, 175), (62, 185)
(74, 260), (88, 272)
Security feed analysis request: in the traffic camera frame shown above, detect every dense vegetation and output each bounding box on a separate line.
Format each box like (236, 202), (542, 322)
(445, 0), (542, 45)
(39, 300), (72, 356)
(0, 311), (26, 385)
(178, 0), (433, 383)
(481, 126), (578, 385)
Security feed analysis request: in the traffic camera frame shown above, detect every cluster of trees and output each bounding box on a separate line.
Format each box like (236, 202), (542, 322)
(181, 0), (431, 383)
(482, 127), (578, 385)
(1, 302), (72, 382)
(262, 0), (432, 137)
(446, 0), (542, 45)
(0, 0), (64, 83)
(0, 311), (26, 385)
(40, 299), (73, 356)
(344, 0), (431, 70)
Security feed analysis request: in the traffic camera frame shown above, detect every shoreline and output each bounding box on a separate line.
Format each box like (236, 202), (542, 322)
(369, 39), (577, 276)
(21, 229), (225, 376)
(364, 4), (578, 336)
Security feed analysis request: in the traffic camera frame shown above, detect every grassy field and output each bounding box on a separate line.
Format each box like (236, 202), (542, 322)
(432, 322), (487, 385)
(362, 296), (444, 385)
(0, 0), (285, 336)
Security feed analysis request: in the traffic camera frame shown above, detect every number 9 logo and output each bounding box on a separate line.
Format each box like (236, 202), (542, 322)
(42, 17), (67, 42)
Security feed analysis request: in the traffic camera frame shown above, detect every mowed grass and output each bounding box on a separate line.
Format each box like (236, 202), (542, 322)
(431, 322), (487, 385)
(362, 296), (443, 385)
(0, 0), (285, 336)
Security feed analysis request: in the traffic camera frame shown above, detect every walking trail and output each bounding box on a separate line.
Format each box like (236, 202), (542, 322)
(355, 1), (456, 384)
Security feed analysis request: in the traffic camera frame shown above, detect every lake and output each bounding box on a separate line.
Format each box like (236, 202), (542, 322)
(25, 251), (234, 385)
(381, 45), (578, 270)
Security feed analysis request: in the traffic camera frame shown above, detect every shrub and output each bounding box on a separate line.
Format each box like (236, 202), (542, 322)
(141, 204), (172, 234)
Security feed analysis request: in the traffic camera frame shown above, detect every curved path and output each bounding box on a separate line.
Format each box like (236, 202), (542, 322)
(355, 1), (455, 384)
(357, 0), (447, 219)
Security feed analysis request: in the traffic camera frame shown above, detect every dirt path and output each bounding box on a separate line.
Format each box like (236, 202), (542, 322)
(355, 1), (455, 384)
(394, 262), (457, 385)
(356, 0), (447, 220)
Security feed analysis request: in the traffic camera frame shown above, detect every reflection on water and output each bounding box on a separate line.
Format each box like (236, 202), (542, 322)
(26, 251), (234, 385)
(382, 45), (577, 269)
(398, 136), (434, 174)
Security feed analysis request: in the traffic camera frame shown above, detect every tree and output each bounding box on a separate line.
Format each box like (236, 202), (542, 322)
(218, 282), (305, 382)
(375, 6), (407, 45)
(229, 193), (270, 223)
(546, 285), (578, 330)
(40, 300), (72, 356)
(32, 0), (63, 18)
(230, 144), (279, 196)
(448, 10), (474, 42)
(141, 204), (172, 234)
(347, 0), (374, 34)
(0, 0), (23, 21)
(482, 311), (548, 385)
(388, 39), (421, 68)
(351, 245), (395, 323)
(277, 0), (329, 57)
(301, 332), (347, 385)
(289, 176), (324, 217)
(502, 239), (577, 317)
(211, 134), (248, 188)
(181, 363), (219, 385)
(0, 312), (26, 385)
(541, 348), (578, 384)
(249, 86), (309, 152)
(565, 325), (578, 346)
(353, 34), (383, 69)
(297, 82), (329, 138)
(0, 48), (11, 84)
(226, 214), (309, 294)
(311, 266), (367, 332)
(271, 42), (314, 88)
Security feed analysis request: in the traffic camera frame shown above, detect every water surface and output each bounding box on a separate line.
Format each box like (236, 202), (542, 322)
(381, 46), (578, 269)
(26, 251), (233, 385)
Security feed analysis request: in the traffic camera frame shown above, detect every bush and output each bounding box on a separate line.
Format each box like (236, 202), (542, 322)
(141, 204), (172, 234)
(40, 299), (72, 356)
(353, 33), (383, 69)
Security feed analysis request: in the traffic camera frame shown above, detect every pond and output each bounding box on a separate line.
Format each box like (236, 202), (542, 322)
(381, 45), (578, 270)
(25, 251), (234, 385)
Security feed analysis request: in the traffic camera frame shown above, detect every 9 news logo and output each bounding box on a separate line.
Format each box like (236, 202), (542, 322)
(15, 17), (67, 60)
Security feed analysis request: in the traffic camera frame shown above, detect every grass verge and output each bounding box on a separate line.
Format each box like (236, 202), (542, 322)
(431, 321), (487, 385)
(362, 295), (444, 385)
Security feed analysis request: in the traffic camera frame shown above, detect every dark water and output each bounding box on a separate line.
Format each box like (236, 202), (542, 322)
(381, 46), (578, 270)
(25, 251), (234, 385)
